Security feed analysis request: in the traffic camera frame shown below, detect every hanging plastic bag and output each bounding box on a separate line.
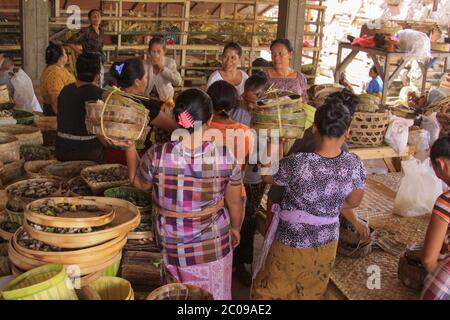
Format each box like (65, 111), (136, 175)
(394, 157), (443, 217)
(396, 29), (431, 61)
(10, 68), (42, 112)
(384, 115), (414, 154)
(421, 112), (441, 146)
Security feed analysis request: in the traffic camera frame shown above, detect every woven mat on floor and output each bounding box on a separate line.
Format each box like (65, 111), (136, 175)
(369, 173), (403, 193)
(331, 176), (431, 300)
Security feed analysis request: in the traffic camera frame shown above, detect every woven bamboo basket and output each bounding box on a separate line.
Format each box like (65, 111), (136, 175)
(0, 125), (43, 147)
(85, 87), (150, 142)
(0, 132), (20, 163)
(1, 264), (78, 300)
(20, 145), (51, 162)
(22, 197), (140, 249)
(0, 221), (16, 241)
(0, 243), (10, 277)
(24, 160), (59, 179)
(81, 164), (130, 195)
(5, 178), (63, 212)
(88, 276), (134, 300)
(339, 217), (373, 245)
(398, 253), (427, 291)
(11, 110), (34, 126)
(40, 161), (97, 181)
(25, 197), (115, 229)
(102, 253), (122, 277)
(67, 176), (93, 197)
(0, 159), (24, 184)
(75, 285), (101, 300)
(0, 85), (10, 105)
(360, 23), (402, 36)
(254, 92), (307, 139)
(349, 111), (390, 147)
(104, 186), (152, 214)
(33, 114), (57, 131)
(147, 283), (213, 300)
(13, 228), (127, 265)
(5, 204), (24, 225)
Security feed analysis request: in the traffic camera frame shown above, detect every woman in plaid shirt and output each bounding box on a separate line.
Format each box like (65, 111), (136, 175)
(421, 136), (450, 300)
(114, 89), (244, 300)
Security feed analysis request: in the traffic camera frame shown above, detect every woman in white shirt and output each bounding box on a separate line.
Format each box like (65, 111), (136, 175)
(144, 37), (182, 101)
(207, 42), (249, 95)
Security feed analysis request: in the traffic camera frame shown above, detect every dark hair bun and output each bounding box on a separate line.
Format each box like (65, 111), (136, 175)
(206, 81), (239, 118)
(173, 89), (213, 133)
(110, 58), (145, 88)
(325, 89), (359, 116)
(314, 101), (351, 138)
(430, 136), (450, 164)
(45, 43), (64, 65)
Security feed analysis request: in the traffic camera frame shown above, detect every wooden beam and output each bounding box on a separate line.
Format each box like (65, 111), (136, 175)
(259, 4), (274, 15)
(211, 4), (222, 15)
(238, 4), (251, 13)
(62, 0), (68, 10)
(190, 3), (198, 10)
(130, 2), (139, 11)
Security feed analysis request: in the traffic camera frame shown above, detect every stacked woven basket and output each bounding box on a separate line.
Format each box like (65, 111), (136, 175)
(85, 87), (150, 142)
(253, 88), (307, 140)
(338, 217), (373, 258)
(33, 114), (57, 147)
(397, 243), (428, 291)
(7, 196), (140, 288)
(349, 94), (390, 147)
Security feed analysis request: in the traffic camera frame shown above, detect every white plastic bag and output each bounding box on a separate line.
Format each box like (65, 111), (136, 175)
(396, 29), (431, 61)
(384, 115), (414, 154)
(394, 157), (443, 217)
(421, 112), (441, 145)
(10, 68), (42, 112)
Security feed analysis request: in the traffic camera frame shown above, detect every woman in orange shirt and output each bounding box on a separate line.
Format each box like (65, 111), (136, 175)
(206, 80), (253, 283)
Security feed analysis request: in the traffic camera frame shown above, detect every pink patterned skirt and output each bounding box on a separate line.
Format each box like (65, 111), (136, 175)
(166, 252), (233, 300)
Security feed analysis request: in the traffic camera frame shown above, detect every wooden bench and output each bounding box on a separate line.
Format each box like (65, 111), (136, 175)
(349, 145), (415, 172)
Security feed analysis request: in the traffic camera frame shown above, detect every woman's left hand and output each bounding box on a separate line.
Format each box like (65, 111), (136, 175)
(108, 139), (134, 149)
(231, 227), (241, 248)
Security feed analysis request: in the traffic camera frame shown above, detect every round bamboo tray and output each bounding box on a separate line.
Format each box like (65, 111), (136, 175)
(79, 271), (102, 287)
(349, 111), (390, 147)
(20, 145), (51, 162)
(0, 132), (20, 163)
(81, 164), (130, 195)
(0, 159), (24, 184)
(88, 276), (134, 300)
(67, 176), (93, 197)
(102, 253), (122, 277)
(104, 186), (152, 213)
(40, 161), (97, 181)
(0, 125), (43, 147)
(5, 205), (24, 225)
(33, 114), (57, 131)
(9, 243), (121, 277)
(5, 178), (63, 211)
(22, 197), (140, 249)
(147, 283), (214, 300)
(13, 228), (127, 265)
(24, 160), (59, 179)
(25, 197), (115, 229)
(0, 243), (10, 277)
(398, 254), (427, 291)
(1, 264), (78, 300)
(11, 109), (34, 125)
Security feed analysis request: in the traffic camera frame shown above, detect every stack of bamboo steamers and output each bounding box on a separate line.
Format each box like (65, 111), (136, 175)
(7, 196), (140, 287)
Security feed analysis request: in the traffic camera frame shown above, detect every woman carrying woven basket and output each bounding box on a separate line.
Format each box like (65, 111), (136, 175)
(112, 89), (244, 300)
(252, 101), (366, 300)
(421, 136), (450, 300)
(107, 58), (177, 164)
(207, 42), (249, 96)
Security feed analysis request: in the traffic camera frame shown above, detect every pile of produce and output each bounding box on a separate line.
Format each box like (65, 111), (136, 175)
(68, 177), (93, 196)
(20, 145), (51, 161)
(7, 180), (59, 199)
(83, 167), (128, 183)
(0, 110), (14, 121)
(81, 164), (130, 195)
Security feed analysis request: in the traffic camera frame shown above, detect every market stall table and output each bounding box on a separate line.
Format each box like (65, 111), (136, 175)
(350, 144), (415, 172)
(334, 42), (450, 105)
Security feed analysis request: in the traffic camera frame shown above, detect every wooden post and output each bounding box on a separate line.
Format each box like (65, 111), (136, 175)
(180, 1), (191, 80)
(21, 0), (49, 81)
(277, 0), (306, 70)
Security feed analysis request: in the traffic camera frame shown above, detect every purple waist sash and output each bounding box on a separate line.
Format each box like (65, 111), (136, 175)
(252, 204), (339, 280)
